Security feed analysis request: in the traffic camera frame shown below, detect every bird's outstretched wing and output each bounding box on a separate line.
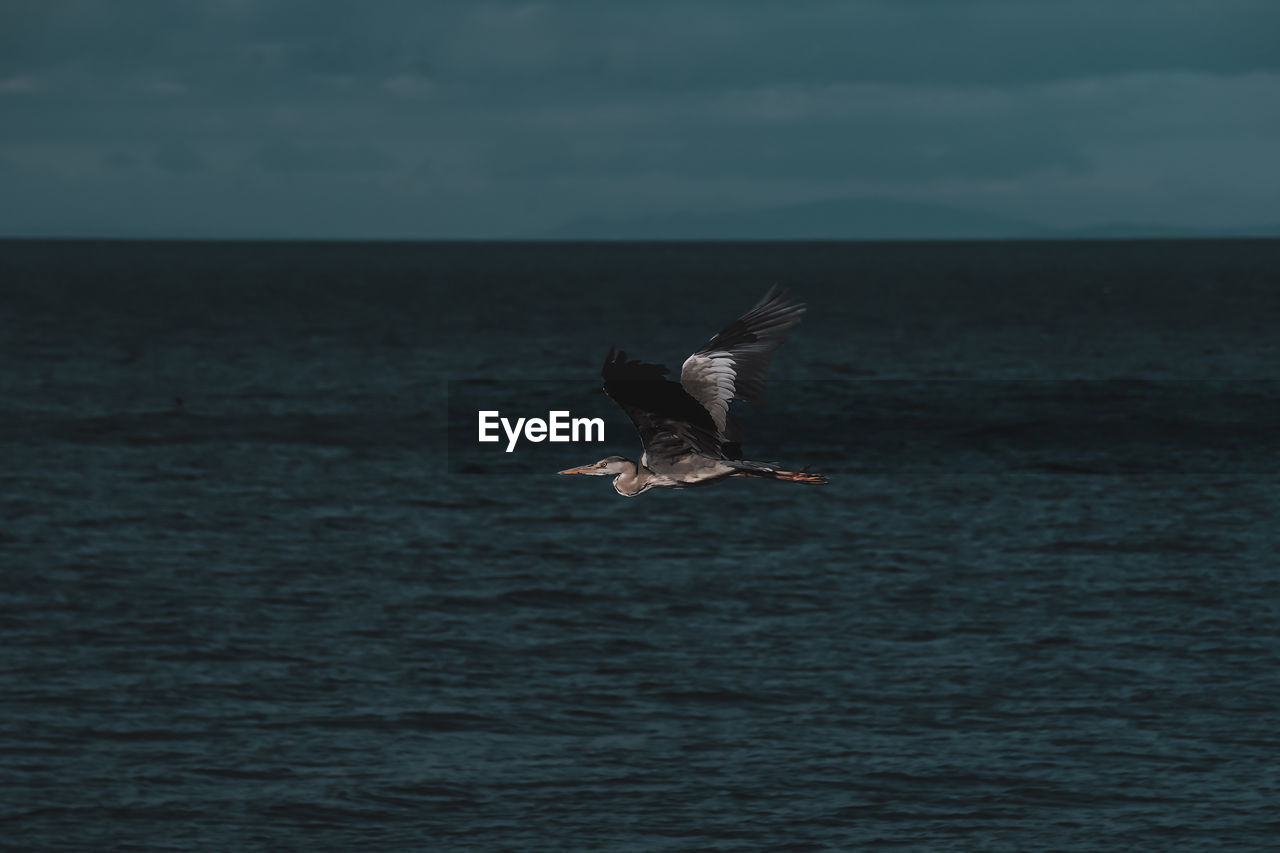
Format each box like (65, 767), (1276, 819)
(602, 347), (725, 459)
(678, 286), (806, 445)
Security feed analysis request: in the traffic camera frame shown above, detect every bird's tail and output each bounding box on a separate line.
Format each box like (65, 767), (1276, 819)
(730, 460), (829, 485)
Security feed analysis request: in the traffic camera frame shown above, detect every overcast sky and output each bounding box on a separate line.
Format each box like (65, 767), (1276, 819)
(2, 1), (1278, 238)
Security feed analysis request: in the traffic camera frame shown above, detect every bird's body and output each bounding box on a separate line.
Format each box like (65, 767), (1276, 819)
(560, 287), (828, 496)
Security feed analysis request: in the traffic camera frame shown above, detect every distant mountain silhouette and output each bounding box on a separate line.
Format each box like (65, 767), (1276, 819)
(547, 197), (1046, 240)
(1054, 222), (1280, 239)
(543, 197), (1280, 240)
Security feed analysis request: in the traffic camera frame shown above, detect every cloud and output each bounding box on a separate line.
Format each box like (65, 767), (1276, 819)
(0, 73), (38, 94)
(382, 72), (435, 98)
(101, 150), (137, 170)
(144, 80), (188, 96)
(153, 141), (206, 172)
(254, 140), (396, 173)
(430, 1), (1280, 91)
(7, 1), (1279, 97)
(474, 71), (1280, 184)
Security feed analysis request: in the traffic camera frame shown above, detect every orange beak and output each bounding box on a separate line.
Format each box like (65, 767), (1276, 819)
(558, 465), (596, 475)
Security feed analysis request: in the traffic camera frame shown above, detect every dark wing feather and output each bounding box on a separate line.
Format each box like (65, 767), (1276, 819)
(602, 347), (725, 459)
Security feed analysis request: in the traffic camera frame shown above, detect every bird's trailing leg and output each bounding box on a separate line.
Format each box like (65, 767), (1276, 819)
(730, 460), (829, 484)
(770, 465), (829, 485)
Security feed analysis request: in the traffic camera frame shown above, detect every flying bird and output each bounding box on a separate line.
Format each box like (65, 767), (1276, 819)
(559, 286), (828, 496)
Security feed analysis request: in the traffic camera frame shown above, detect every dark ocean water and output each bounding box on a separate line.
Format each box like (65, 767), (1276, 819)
(3, 239), (1280, 851)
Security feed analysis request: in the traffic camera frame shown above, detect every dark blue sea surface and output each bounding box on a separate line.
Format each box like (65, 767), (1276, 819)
(3, 239), (1279, 850)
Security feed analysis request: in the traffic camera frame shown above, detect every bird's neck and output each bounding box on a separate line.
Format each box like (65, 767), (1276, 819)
(612, 460), (653, 497)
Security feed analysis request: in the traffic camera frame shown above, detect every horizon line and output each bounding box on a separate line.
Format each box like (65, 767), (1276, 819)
(3, 234), (1278, 245)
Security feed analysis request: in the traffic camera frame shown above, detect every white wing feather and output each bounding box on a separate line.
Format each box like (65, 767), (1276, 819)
(680, 352), (737, 435)
(679, 286), (806, 443)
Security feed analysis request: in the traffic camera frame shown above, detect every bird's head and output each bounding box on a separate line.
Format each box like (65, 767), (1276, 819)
(559, 456), (633, 477)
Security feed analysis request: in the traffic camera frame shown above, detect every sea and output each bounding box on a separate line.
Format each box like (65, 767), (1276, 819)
(2, 239), (1279, 851)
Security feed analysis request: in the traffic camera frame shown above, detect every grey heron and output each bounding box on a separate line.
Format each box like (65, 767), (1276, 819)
(559, 286), (828, 497)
